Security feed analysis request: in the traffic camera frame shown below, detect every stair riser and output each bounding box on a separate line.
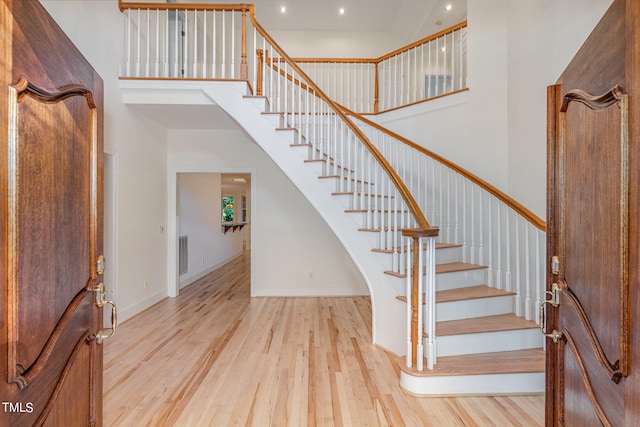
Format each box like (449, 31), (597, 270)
(434, 328), (542, 357)
(400, 372), (545, 396)
(371, 246), (464, 272)
(244, 97), (269, 112)
(435, 295), (514, 322)
(276, 128), (298, 144)
(262, 113), (283, 127)
(436, 268), (486, 291)
(347, 212), (410, 230)
(319, 177), (370, 194)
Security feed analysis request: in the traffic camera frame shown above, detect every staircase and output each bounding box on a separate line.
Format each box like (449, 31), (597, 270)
(118, 2), (545, 397)
(230, 84), (544, 395)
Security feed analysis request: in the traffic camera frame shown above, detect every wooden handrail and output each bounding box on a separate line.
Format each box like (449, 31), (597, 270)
(377, 21), (467, 62)
(290, 58), (378, 64)
(118, 1), (252, 12)
(248, 9), (431, 230)
(290, 21), (467, 65)
(340, 105), (547, 231)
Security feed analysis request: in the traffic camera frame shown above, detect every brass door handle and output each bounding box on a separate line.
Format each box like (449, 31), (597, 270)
(94, 282), (118, 344)
(539, 283), (563, 343)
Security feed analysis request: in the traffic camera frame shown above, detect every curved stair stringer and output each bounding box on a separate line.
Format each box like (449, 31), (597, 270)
(201, 82), (409, 355)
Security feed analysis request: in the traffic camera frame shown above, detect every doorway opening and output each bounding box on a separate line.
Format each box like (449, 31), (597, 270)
(170, 171), (252, 294)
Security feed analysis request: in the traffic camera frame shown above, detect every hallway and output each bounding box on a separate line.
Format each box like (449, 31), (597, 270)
(103, 252), (544, 426)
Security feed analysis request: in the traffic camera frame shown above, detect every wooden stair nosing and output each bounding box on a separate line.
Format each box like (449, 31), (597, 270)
(395, 285), (515, 304)
(398, 348), (545, 378)
(372, 242), (461, 254)
(344, 209), (409, 214)
(331, 191), (395, 199)
(319, 176), (374, 185)
(384, 262), (487, 278)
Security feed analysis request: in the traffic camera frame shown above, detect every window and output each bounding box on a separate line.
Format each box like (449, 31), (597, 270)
(222, 196), (234, 222)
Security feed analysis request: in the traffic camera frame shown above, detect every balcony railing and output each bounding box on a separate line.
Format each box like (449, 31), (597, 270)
(294, 22), (468, 114)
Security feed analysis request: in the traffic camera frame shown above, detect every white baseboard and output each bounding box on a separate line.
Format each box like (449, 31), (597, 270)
(179, 251), (244, 289)
(252, 286), (370, 297)
(119, 290), (167, 323)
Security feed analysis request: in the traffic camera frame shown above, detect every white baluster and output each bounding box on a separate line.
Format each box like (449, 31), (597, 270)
(212, 11), (217, 78)
(202, 11), (207, 78)
(192, 10), (197, 78)
(231, 11), (235, 78)
(405, 236), (412, 368)
(496, 203), (503, 290)
(125, 9), (131, 76)
(514, 214), (521, 315)
(462, 179), (467, 262)
(470, 184), (476, 264)
(535, 230), (543, 324)
(164, 10), (169, 77)
(417, 237), (424, 371)
(506, 209), (513, 294)
(478, 188), (484, 266)
(525, 222), (532, 320)
(426, 236), (436, 370)
(221, 11), (226, 78)
(136, 8), (141, 77)
(487, 197), (494, 286)
(182, 9), (188, 78)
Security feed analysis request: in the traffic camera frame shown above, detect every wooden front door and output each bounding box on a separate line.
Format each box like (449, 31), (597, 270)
(0, 1), (107, 426)
(546, 0), (640, 425)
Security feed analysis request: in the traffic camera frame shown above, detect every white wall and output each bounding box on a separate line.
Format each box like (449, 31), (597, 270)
(168, 129), (369, 296)
(374, 0), (510, 199)
(506, 0), (614, 217)
(42, 1), (169, 321)
(269, 30), (404, 58)
(177, 173), (243, 288)
(371, 0), (612, 219)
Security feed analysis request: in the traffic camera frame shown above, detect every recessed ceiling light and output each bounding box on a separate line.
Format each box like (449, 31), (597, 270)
(339, 8), (345, 15)
(441, 46), (447, 52)
(435, 20), (443, 26)
(445, 4), (453, 11)
(280, 6), (287, 13)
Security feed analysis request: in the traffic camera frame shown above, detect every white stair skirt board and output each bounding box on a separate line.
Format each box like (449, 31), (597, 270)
(400, 372), (545, 396)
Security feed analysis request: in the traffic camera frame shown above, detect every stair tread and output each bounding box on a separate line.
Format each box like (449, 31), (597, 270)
(372, 242), (461, 254)
(345, 209), (408, 213)
(437, 285), (515, 302)
(331, 192), (394, 198)
(399, 348), (545, 377)
(396, 285), (515, 304)
(384, 262), (486, 278)
(437, 313), (539, 336)
(437, 262), (486, 274)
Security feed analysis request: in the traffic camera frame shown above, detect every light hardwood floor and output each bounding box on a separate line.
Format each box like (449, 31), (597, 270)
(104, 252), (544, 426)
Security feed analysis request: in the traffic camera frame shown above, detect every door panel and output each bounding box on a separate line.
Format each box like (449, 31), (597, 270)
(551, 84), (629, 427)
(0, 1), (104, 426)
(546, 0), (640, 425)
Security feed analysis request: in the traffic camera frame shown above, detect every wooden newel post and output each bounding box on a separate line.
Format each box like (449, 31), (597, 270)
(256, 49), (264, 96)
(240, 8), (248, 80)
(410, 235), (421, 366)
(402, 226), (439, 369)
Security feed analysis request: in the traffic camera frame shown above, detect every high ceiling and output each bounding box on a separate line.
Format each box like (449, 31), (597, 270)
(176, 0), (467, 42)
